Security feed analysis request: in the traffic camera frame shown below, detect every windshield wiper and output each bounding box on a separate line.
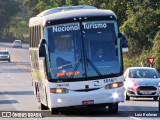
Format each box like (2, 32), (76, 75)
(50, 61), (80, 71)
(87, 58), (102, 77)
(70, 59), (82, 79)
(70, 58), (103, 78)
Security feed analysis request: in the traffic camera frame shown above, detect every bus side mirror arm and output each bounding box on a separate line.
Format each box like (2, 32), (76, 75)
(39, 39), (46, 57)
(118, 33), (122, 38)
(119, 33), (129, 52)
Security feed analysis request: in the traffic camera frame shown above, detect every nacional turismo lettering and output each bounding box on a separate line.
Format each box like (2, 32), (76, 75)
(53, 24), (80, 32)
(83, 23), (107, 29)
(53, 23), (107, 32)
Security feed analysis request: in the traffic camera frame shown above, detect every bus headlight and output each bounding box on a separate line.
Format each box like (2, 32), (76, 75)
(50, 88), (69, 94)
(105, 82), (123, 89)
(112, 92), (118, 99)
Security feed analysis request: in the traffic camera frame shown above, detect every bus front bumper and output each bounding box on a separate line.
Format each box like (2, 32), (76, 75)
(48, 87), (124, 108)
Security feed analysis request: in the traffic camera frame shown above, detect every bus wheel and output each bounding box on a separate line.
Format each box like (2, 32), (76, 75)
(153, 97), (158, 101)
(36, 90), (48, 110)
(38, 102), (48, 110)
(108, 102), (118, 113)
(125, 93), (130, 101)
(51, 108), (59, 114)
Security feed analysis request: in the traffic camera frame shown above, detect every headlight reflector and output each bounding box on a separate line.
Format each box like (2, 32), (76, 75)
(105, 82), (123, 89)
(50, 88), (69, 94)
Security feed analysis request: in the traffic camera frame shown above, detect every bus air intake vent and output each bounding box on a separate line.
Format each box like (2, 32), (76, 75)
(72, 88), (101, 92)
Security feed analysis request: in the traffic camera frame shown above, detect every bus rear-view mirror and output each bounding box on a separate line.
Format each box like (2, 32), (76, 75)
(121, 33), (128, 52)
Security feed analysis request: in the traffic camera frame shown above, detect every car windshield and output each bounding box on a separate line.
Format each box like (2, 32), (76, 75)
(45, 21), (121, 80)
(0, 51), (9, 55)
(129, 68), (159, 78)
(15, 40), (21, 43)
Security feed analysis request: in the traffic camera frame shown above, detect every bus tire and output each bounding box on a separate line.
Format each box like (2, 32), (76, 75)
(37, 92), (48, 110)
(36, 88), (48, 110)
(153, 97), (158, 101)
(108, 102), (118, 113)
(51, 108), (59, 114)
(38, 102), (48, 110)
(125, 93), (130, 101)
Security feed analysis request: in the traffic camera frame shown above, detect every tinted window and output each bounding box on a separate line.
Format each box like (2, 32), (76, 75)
(0, 51), (9, 54)
(14, 40), (21, 43)
(129, 68), (159, 78)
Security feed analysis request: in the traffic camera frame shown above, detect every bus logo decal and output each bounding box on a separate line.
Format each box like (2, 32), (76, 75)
(83, 23), (107, 29)
(53, 24), (80, 32)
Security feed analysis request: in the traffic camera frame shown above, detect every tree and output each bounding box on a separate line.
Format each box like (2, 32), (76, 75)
(23, 0), (160, 58)
(120, 0), (160, 57)
(23, 0), (39, 17)
(152, 31), (160, 72)
(0, 0), (20, 37)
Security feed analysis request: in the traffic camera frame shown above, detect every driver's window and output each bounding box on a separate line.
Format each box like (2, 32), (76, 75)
(53, 35), (74, 68)
(54, 35), (72, 52)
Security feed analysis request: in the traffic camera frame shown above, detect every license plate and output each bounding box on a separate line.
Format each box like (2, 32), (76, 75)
(140, 91), (151, 95)
(82, 100), (94, 105)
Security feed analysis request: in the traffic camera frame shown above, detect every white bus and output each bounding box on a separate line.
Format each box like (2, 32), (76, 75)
(29, 5), (128, 114)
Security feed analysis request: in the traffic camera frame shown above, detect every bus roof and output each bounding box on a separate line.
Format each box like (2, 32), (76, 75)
(37, 5), (96, 17)
(29, 6), (117, 26)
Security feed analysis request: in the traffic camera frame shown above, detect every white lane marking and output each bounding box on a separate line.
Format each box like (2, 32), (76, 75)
(130, 116), (142, 120)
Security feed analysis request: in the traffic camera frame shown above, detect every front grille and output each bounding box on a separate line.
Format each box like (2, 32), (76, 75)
(136, 86), (157, 91)
(137, 92), (156, 95)
(136, 86), (157, 95)
(72, 88), (101, 92)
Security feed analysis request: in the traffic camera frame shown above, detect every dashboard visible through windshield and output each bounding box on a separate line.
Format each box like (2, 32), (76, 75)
(45, 20), (122, 80)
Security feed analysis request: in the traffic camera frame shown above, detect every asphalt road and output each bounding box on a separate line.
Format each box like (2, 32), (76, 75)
(0, 42), (159, 120)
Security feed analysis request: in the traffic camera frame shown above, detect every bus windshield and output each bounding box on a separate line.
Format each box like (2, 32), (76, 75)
(45, 21), (121, 80)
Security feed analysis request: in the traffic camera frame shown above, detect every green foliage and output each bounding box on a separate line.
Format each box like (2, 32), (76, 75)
(1, 0), (160, 69)
(0, 0), (29, 41)
(0, 0), (20, 37)
(152, 31), (160, 72)
(23, 0), (39, 17)
(10, 17), (29, 40)
(120, 0), (159, 57)
(22, 0), (160, 70)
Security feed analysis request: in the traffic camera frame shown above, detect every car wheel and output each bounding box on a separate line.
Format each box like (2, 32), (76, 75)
(108, 102), (118, 113)
(153, 97), (158, 101)
(125, 93), (130, 101)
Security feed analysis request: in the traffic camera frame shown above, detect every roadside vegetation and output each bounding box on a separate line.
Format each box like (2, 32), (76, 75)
(0, 0), (159, 71)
